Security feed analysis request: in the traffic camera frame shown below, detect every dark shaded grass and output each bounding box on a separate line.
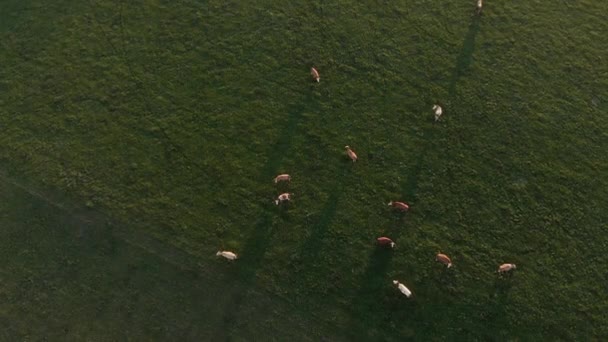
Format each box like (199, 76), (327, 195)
(449, 16), (481, 95)
(0, 174), (343, 341)
(347, 247), (394, 340)
(1, 0), (608, 340)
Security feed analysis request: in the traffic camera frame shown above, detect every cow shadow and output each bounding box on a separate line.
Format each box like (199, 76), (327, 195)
(346, 247), (395, 339)
(448, 16), (481, 96)
(297, 180), (342, 262)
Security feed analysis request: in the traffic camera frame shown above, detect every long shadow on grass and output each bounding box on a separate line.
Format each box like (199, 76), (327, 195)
(401, 17), (480, 202)
(211, 92), (314, 339)
(235, 214), (274, 283)
(219, 189), (345, 340)
(401, 141), (428, 202)
(345, 247), (395, 339)
(297, 179), (342, 262)
(355, 99), (440, 341)
(215, 178), (338, 339)
(448, 16), (481, 96)
(476, 277), (513, 338)
(260, 96), (312, 179)
(211, 213), (275, 339)
(401, 124), (438, 202)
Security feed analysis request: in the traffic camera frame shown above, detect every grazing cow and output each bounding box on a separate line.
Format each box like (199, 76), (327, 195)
(433, 104), (443, 122)
(275, 192), (292, 205)
(274, 174), (291, 184)
(311, 67), (320, 82)
(436, 253), (453, 268)
(216, 251), (238, 260)
(388, 201), (409, 211)
(377, 237), (395, 248)
(476, 0), (483, 15)
(498, 263), (517, 273)
(392, 280), (412, 298)
(345, 145), (358, 162)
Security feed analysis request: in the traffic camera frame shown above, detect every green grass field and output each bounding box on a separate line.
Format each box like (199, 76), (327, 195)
(1, 0), (607, 340)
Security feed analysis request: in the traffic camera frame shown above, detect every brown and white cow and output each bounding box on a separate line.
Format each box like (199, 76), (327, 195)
(345, 146), (358, 162)
(388, 201), (409, 211)
(433, 104), (443, 122)
(436, 253), (453, 268)
(274, 174), (291, 184)
(311, 67), (320, 82)
(498, 263), (517, 273)
(275, 192), (292, 205)
(377, 237), (395, 248)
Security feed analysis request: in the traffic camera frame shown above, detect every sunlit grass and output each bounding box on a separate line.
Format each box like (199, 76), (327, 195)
(1, 0), (607, 339)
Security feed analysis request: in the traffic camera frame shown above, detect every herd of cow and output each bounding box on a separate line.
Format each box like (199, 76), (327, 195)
(218, 142), (516, 298)
(215, 0), (516, 299)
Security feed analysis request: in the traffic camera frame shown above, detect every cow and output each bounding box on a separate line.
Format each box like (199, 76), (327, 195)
(433, 104), (443, 122)
(275, 192), (292, 205)
(274, 174), (291, 184)
(388, 201), (409, 212)
(216, 251), (238, 260)
(498, 263), (517, 273)
(377, 237), (396, 248)
(436, 253), (453, 268)
(345, 145), (358, 162)
(393, 280), (412, 298)
(311, 67), (320, 82)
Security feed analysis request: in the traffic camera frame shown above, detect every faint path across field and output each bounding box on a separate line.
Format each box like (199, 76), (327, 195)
(0, 171), (348, 341)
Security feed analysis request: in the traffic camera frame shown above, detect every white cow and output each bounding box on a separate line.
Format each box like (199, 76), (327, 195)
(476, 0), (483, 15)
(498, 263), (517, 274)
(392, 280), (412, 298)
(216, 251), (238, 260)
(433, 104), (443, 122)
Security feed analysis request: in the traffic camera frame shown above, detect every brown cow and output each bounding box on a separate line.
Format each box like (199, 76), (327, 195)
(311, 67), (320, 82)
(388, 201), (409, 211)
(274, 174), (291, 184)
(377, 237), (395, 248)
(345, 146), (358, 162)
(436, 253), (453, 268)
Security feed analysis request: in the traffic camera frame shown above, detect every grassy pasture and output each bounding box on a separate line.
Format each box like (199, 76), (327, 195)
(1, 0), (607, 340)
